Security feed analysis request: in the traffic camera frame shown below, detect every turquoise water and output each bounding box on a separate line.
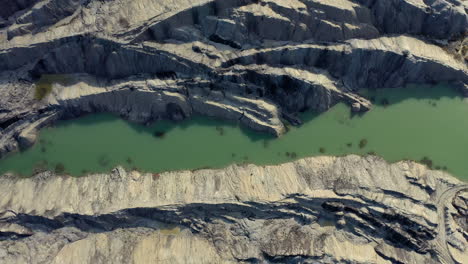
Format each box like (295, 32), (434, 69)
(0, 84), (467, 180)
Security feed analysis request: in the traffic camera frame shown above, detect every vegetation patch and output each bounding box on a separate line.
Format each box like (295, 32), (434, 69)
(359, 139), (368, 149)
(33, 160), (49, 175)
(152, 173), (161, 180)
(118, 17), (130, 28)
(98, 155), (110, 167)
(420, 156), (433, 169)
(55, 163), (66, 174)
(380, 98), (390, 107)
(215, 126), (225, 136)
(34, 74), (72, 100)
(153, 131), (166, 138)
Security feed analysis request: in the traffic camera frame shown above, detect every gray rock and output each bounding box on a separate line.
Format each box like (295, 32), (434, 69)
(351, 102), (361, 112)
(17, 128), (36, 149)
(0, 2), (467, 262)
(455, 81), (468, 97)
(0, 155), (466, 263)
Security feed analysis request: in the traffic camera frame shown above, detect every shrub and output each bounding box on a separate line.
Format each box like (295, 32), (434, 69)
(154, 131), (165, 138)
(215, 126), (224, 136)
(35, 82), (53, 100)
(33, 160), (48, 174)
(420, 156), (433, 169)
(380, 98), (390, 106)
(118, 17), (130, 28)
(359, 139), (368, 149)
(55, 163), (65, 174)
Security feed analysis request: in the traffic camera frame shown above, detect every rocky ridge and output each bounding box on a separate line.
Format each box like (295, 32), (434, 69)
(0, 155), (466, 263)
(0, 0), (467, 157)
(1, 1), (468, 263)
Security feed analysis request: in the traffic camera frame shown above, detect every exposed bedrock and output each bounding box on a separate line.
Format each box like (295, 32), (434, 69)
(4, 0), (85, 39)
(0, 2), (467, 263)
(49, 75), (285, 135)
(355, 0), (468, 39)
(0, 155), (466, 263)
(133, 0), (467, 44)
(226, 36), (468, 89)
(0, 0), (467, 157)
(0, 0), (39, 22)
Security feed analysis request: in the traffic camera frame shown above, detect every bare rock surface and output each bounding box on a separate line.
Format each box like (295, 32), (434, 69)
(0, 2), (467, 263)
(0, 155), (466, 263)
(0, 0), (466, 157)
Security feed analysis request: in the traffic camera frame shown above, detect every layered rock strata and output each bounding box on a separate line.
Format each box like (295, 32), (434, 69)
(0, 155), (466, 263)
(0, 0), (467, 157)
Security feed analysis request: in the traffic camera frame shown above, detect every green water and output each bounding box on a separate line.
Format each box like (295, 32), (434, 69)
(0, 84), (467, 180)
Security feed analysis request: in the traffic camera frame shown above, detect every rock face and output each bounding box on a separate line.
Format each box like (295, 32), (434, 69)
(0, 155), (466, 263)
(0, 3), (467, 262)
(0, 0), (467, 158)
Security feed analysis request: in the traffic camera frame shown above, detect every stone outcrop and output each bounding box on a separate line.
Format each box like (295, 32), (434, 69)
(0, 1), (467, 263)
(0, 155), (466, 263)
(0, 0), (467, 158)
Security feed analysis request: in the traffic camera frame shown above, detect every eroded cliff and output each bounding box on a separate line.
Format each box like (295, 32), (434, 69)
(0, 0), (467, 157)
(0, 155), (466, 263)
(0, 2), (467, 262)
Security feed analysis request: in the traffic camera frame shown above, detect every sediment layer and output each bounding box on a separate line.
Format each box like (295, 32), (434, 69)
(0, 0), (467, 157)
(0, 155), (466, 263)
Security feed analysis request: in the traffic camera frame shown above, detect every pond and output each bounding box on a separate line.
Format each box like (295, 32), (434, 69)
(0, 83), (467, 180)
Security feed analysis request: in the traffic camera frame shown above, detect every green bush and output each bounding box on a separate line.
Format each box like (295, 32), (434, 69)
(359, 139), (368, 149)
(34, 75), (72, 100)
(55, 163), (65, 174)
